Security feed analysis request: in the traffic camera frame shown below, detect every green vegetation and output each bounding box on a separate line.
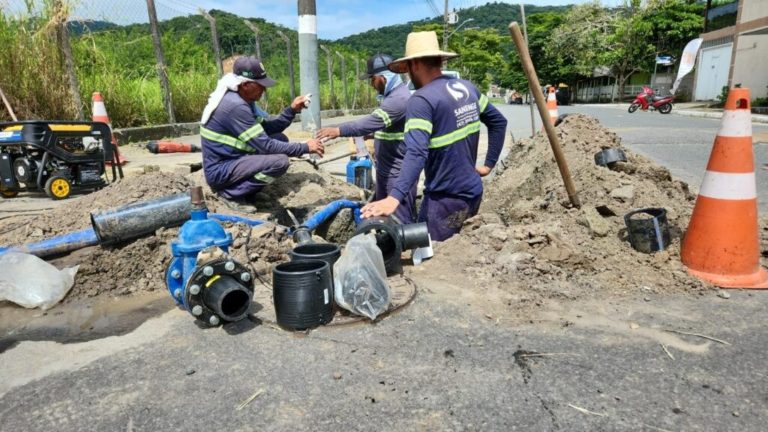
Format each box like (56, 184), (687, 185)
(0, 5), (375, 128)
(0, 1), (708, 127)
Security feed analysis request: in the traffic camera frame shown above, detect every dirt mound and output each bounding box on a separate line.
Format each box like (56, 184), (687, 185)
(1, 161), (362, 302)
(424, 114), (712, 311)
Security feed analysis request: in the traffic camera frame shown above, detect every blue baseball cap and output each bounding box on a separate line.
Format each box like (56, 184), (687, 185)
(234, 56), (276, 87)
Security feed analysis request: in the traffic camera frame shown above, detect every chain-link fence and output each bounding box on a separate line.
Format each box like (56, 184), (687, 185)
(0, 0), (376, 128)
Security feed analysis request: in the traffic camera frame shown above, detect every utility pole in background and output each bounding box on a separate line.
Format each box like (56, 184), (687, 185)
(298, 0), (320, 130)
(442, 0), (449, 51)
(200, 9), (223, 77)
(520, 3), (535, 138)
(147, 0), (175, 123)
(276, 30), (296, 100)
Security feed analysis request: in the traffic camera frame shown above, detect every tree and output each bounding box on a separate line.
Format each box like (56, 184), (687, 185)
(601, 0), (655, 99)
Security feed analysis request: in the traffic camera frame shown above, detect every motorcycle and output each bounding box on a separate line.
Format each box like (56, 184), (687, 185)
(628, 86), (674, 114)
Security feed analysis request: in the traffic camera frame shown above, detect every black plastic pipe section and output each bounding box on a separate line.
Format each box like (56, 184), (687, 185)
(202, 275), (252, 322)
(91, 193), (192, 245)
(273, 260), (333, 330)
(290, 243), (341, 278)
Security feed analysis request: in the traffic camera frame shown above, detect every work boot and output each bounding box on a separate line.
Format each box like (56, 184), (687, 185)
(221, 197), (259, 214)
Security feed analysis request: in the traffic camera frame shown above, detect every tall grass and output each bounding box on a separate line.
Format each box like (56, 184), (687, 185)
(0, 2), (377, 128)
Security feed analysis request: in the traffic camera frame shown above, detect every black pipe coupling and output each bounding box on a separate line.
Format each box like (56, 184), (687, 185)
(353, 216), (431, 276)
(184, 257), (254, 325)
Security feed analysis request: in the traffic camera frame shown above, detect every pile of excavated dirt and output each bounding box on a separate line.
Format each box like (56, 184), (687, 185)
(1, 163), (362, 302)
(423, 114), (712, 311)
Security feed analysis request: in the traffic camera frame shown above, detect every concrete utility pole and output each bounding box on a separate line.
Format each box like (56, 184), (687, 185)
(276, 30), (296, 100)
(336, 51), (348, 110)
(298, 0), (320, 130)
(319, 45), (334, 109)
(200, 9), (223, 77)
(147, 0), (175, 123)
(442, 0), (449, 51)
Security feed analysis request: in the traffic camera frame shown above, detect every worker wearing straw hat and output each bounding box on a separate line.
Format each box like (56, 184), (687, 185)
(361, 31), (507, 241)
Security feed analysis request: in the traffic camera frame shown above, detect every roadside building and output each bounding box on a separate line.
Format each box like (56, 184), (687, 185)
(693, 0), (768, 101)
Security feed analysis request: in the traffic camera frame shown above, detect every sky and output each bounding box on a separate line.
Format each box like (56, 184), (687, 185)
(196, 0), (626, 40)
(3, 0), (625, 40)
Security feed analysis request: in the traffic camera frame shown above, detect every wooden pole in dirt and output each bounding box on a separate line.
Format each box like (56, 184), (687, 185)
(508, 22), (581, 208)
(147, 0), (176, 124)
(200, 9), (223, 77)
(0, 87), (18, 121)
(54, 0), (83, 120)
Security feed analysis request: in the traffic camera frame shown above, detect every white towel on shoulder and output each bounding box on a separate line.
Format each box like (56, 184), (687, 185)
(200, 73), (253, 125)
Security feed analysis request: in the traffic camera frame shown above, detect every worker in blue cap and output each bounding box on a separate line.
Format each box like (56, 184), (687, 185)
(316, 53), (417, 223)
(200, 56), (324, 204)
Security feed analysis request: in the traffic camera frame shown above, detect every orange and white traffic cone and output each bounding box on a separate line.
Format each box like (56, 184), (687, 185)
(547, 86), (559, 126)
(92, 92), (127, 165)
(681, 87), (767, 289)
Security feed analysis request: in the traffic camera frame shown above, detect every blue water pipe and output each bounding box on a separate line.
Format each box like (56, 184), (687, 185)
(290, 199), (363, 245)
(0, 213), (265, 259)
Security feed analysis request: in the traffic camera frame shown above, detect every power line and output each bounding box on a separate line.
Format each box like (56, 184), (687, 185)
(425, 0), (441, 16)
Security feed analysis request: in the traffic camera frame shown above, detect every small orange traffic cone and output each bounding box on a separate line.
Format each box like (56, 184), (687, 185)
(681, 87), (767, 289)
(547, 86), (558, 126)
(92, 92), (127, 165)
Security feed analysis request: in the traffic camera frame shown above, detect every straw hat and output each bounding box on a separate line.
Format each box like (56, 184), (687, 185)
(388, 31), (458, 73)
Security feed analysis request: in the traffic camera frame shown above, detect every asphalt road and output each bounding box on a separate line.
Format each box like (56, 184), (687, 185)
(494, 103), (768, 212)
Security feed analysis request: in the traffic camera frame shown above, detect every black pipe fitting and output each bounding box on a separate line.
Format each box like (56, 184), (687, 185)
(184, 258), (254, 325)
(353, 216), (430, 276)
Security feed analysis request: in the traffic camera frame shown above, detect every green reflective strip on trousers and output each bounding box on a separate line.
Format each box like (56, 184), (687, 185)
(200, 126), (255, 153)
(374, 131), (405, 141)
(479, 94), (489, 112)
(429, 121), (481, 149)
(404, 118), (433, 134)
(238, 123), (265, 142)
(372, 109), (392, 127)
(254, 172), (276, 184)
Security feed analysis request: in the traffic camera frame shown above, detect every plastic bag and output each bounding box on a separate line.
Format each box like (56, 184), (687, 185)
(0, 253), (79, 309)
(333, 233), (391, 320)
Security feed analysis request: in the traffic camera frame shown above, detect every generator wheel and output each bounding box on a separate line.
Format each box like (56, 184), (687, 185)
(0, 184), (18, 198)
(45, 176), (71, 200)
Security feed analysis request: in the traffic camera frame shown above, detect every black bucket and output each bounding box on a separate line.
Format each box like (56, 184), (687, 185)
(624, 208), (670, 253)
(272, 260), (333, 330)
(289, 243), (341, 277)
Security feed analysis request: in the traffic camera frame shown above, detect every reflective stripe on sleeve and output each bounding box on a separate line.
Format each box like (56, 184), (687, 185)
(374, 131), (405, 141)
(428, 121), (481, 149)
(372, 109), (392, 127)
(237, 124), (266, 142)
(404, 118), (433, 134)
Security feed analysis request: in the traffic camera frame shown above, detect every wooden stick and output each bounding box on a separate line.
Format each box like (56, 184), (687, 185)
(508, 22), (581, 208)
(0, 86), (18, 121)
(665, 329), (731, 345)
(567, 403), (607, 417)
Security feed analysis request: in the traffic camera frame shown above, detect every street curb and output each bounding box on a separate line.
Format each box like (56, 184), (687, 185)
(675, 110), (768, 124)
(114, 109), (372, 143)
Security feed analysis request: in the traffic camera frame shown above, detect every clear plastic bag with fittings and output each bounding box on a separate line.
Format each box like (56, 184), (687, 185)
(333, 233), (391, 320)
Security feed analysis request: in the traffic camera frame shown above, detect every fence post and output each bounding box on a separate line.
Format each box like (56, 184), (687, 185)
(335, 51), (348, 110)
(53, 0), (83, 120)
(352, 57), (360, 110)
(200, 9), (223, 77)
(243, 20), (268, 104)
(276, 30), (296, 100)
(146, 0), (175, 123)
(319, 45), (334, 109)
